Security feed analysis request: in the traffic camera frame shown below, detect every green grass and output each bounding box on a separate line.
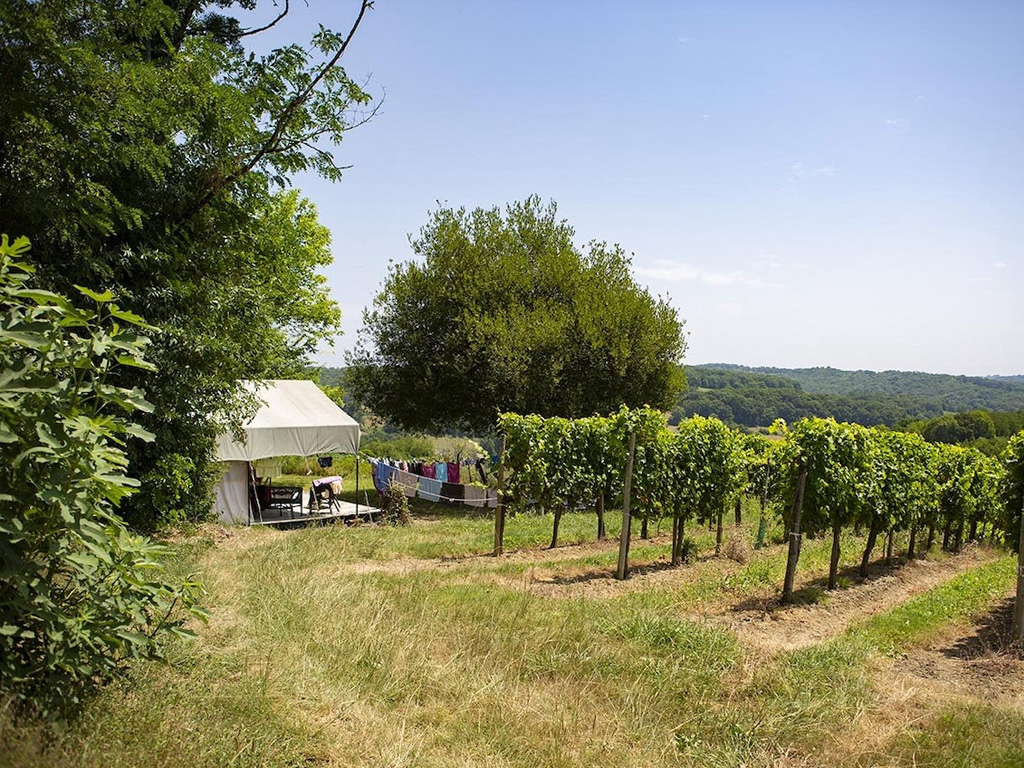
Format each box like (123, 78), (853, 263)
(883, 705), (1024, 767)
(2, 511), (1020, 768)
(849, 554), (1017, 654)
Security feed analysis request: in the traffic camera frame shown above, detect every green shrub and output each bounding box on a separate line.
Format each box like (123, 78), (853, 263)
(0, 236), (204, 718)
(361, 434), (436, 461)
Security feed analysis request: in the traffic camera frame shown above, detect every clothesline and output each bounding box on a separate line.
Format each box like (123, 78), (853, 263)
(367, 457), (498, 508)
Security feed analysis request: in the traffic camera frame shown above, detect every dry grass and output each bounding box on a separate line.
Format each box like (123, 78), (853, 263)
(3, 512), (1022, 768)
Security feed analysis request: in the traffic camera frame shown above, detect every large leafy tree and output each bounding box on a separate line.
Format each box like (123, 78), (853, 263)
(0, 0), (374, 527)
(349, 197), (687, 433)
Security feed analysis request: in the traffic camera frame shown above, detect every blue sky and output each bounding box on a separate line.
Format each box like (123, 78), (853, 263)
(250, 1), (1024, 376)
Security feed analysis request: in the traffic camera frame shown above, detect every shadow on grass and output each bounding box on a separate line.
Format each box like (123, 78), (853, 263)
(729, 555), (913, 615)
(534, 556), (703, 586)
(943, 597), (1023, 660)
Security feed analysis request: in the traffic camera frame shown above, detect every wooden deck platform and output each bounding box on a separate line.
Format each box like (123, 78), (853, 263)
(250, 499), (379, 527)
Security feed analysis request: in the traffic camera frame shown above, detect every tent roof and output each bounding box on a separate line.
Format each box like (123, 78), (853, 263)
(215, 380), (360, 462)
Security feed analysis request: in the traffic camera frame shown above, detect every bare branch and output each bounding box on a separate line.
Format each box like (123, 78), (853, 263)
(239, 0), (291, 38)
(174, 0), (374, 228)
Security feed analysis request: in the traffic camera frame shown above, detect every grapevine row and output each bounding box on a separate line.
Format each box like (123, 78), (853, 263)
(497, 409), (1024, 612)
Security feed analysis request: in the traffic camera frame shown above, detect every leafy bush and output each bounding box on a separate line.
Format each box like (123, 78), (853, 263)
(379, 482), (412, 525)
(361, 434), (436, 461)
(0, 236), (204, 718)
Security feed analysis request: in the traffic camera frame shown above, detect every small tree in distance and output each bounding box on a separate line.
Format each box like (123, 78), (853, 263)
(348, 196), (687, 433)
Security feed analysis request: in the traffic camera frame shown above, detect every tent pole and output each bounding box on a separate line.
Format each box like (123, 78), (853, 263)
(355, 453), (360, 516)
(247, 461), (252, 526)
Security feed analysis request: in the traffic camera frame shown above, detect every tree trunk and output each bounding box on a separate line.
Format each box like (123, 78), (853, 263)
(715, 507), (724, 556)
(885, 528), (894, 567)
(828, 522), (842, 590)
(953, 516), (965, 553)
(615, 432), (636, 580)
(641, 516), (649, 540)
(1012, 493), (1024, 643)
(597, 493), (606, 540)
(860, 516), (879, 578)
(969, 516), (979, 543)
(942, 518), (952, 552)
(493, 434), (506, 556)
(926, 522), (936, 553)
(671, 515), (680, 565)
(782, 462), (808, 604)
(734, 496), (742, 525)
(550, 506), (562, 549)
(908, 525), (917, 560)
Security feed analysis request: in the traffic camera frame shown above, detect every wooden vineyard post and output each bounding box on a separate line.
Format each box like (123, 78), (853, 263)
(597, 493), (606, 540)
(1014, 493), (1024, 643)
(494, 434), (506, 556)
(616, 431), (636, 580)
(782, 460), (808, 604)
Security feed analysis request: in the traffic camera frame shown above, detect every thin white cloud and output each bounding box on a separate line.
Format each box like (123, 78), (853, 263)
(993, 261), (1006, 269)
(789, 163), (837, 181)
(635, 260), (762, 286)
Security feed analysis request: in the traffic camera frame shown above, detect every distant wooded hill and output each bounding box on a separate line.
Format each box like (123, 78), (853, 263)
(675, 365), (1024, 429)
(325, 362), (1024, 432)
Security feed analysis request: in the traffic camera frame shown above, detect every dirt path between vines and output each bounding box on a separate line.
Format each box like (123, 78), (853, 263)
(711, 546), (1001, 653)
(892, 595), (1024, 712)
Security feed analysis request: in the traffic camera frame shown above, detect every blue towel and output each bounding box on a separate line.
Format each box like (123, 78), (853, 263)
(435, 462), (448, 483)
(417, 476), (442, 502)
(374, 461), (397, 492)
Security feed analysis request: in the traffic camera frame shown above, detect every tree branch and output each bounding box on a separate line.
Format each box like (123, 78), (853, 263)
(171, 0), (204, 51)
(239, 0), (291, 38)
(173, 0), (373, 228)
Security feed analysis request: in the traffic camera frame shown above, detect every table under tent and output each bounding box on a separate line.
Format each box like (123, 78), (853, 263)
(213, 379), (376, 525)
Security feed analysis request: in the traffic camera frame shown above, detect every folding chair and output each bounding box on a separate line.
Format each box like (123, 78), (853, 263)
(309, 477), (342, 516)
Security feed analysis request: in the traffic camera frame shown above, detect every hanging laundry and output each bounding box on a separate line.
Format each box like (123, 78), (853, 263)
(417, 476), (441, 502)
(376, 462), (397, 492)
(464, 485), (487, 508)
(435, 462), (448, 483)
(446, 462), (460, 484)
(394, 469), (419, 498)
(475, 458), (488, 484)
(421, 463), (437, 480)
(440, 482), (463, 504)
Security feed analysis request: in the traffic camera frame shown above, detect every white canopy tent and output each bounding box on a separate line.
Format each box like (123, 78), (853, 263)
(213, 380), (361, 523)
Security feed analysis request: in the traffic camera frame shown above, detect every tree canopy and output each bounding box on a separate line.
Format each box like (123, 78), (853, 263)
(0, 0), (374, 527)
(348, 197), (687, 432)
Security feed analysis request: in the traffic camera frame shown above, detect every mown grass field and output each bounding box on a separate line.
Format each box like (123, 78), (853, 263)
(4, 504), (1023, 768)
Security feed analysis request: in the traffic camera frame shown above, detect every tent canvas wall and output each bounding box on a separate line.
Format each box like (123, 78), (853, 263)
(213, 380), (360, 523)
